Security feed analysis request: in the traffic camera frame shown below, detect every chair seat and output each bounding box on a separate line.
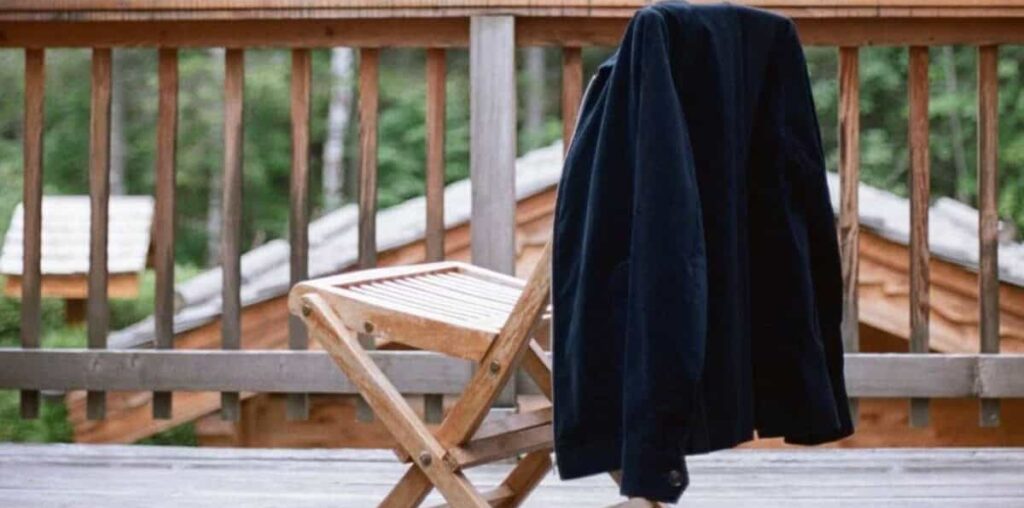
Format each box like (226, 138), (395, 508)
(290, 261), (551, 361)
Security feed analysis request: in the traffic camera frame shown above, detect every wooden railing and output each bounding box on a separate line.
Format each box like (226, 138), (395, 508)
(1, 1), (1023, 431)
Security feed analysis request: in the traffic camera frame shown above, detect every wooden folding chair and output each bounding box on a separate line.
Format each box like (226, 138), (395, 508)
(290, 241), (661, 507)
(289, 240), (555, 507)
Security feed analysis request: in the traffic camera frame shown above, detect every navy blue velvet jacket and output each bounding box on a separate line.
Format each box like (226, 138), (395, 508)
(552, 2), (855, 502)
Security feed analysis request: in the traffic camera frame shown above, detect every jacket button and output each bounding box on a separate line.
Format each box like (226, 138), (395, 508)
(667, 469), (684, 487)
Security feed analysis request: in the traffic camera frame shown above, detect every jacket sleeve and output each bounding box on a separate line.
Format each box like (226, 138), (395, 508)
(777, 21), (854, 438)
(618, 10), (709, 503)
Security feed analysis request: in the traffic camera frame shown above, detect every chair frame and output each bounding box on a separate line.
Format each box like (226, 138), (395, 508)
(291, 241), (659, 507)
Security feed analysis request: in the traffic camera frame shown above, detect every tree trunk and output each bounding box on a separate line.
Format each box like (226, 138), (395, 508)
(322, 47), (355, 211)
(941, 46), (968, 202)
(524, 47), (546, 149)
(206, 48), (225, 266)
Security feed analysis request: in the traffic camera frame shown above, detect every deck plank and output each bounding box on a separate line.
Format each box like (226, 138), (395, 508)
(1, 445), (1022, 507)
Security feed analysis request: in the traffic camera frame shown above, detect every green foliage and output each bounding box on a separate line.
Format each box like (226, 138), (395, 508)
(0, 392), (73, 443)
(136, 422), (198, 446)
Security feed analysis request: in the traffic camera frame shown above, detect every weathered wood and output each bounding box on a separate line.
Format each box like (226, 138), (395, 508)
(0, 349), (473, 394)
(561, 46), (582, 153)
(469, 16), (516, 276)
(5, 17), (1024, 49)
(3, 444), (1024, 507)
(425, 47), (446, 264)
(907, 45), (930, 428)
(448, 424), (552, 469)
(838, 45), (860, 423)
(977, 44), (1000, 428)
(301, 294), (491, 508)
(20, 48), (44, 420)
(87, 47), (112, 421)
(437, 241), (551, 449)
(358, 47), (380, 270)
(221, 47), (245, 422)
(8, 0), (1024, 24)
(497, 449), (553, 508)
(152, 47), (178, 420)
(288, 47), (312, 421)
(354, 47), (380, 421)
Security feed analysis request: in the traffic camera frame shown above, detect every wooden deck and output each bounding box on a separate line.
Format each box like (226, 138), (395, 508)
(1, 445), (1023, 507)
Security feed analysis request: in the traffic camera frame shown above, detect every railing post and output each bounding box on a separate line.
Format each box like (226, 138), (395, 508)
(838, 45), (860, 425)
(152, 47), (178, 420)
(356, 47), (380, 422)
(221, 47), (245, 421)
(87, 47), (112, 420)
(908, 45), (931, 428)
(20, 48), (45, 420)
(425, 46), (447, 424)
(288, 47), (312, 421)
(470, 15), (517, 409)
(977, 44), (1001, 427)
(561, 46), (583, 154)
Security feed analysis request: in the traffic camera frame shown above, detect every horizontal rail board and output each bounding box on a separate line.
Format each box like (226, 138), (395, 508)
(0, 349), (474, 394)
(4, 0), (1024, 21)
(0, 350), (1021, 398)
(2, 17), (1024, 47)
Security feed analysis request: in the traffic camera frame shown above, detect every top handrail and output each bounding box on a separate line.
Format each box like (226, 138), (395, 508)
(3, 0), (1024, 20)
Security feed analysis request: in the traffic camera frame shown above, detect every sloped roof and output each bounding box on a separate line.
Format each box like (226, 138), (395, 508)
(110, 142), (1024, 349)
(1, 196), (154, 276)
(823, 173), (1024, 287)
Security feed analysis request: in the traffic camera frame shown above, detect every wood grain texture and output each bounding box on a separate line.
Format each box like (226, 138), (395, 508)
(288, 48), (312, 421)
(358, 47), (380, 270)
(425, 47), (446, 264)
(221, 47), (245, 422)
(153, 47), (178, 420)
(8, 0), (1024, 23)
(977, 44), (1000, 428)
(1, 350), (1024, 397)
(4, 444), (1024, 507)
(469, 16), (516, 276)
(87, 47), (112, 421)
(3, 18), (1024, 49)
(561, 46), (582, 153)
(356, 47), (381, 422)
(19, 48), (44, 420)
(838, 45), (860, 423)
(909, 44), (933, 428)
(301, 294), (491, 507)
(908, 45), (930, 428)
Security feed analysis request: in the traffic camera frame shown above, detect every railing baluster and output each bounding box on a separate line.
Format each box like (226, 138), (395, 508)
(977, 44), (1000, 428)
(908, 45), (931, 428)
(561, 46), (582, 153)
(87, 47), (112, 421)
(425, 48), (446, 263)
(357, 47), (380, 422)
(221, 47), (245, 421)
(424, 47), (447, 424)
(838, 45), (860, 425)
(20, 48), (45, 420)
(288, 47), (312, 421)
(153, 48), (178, 420)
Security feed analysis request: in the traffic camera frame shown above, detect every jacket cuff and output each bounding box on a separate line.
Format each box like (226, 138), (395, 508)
(619, 448), (689, 503)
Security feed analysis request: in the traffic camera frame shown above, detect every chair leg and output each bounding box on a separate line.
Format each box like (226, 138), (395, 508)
(300, 294), (490, 508)
(380, 465), (434, 508)
(496, 449), (552, 508)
